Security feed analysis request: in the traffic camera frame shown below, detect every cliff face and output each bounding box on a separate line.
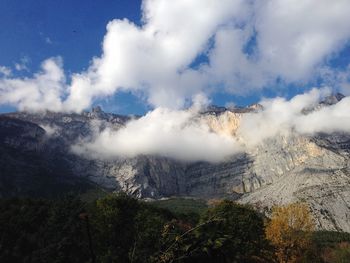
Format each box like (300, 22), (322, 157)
(0, 116), (97, 197)
(1, 100), (350, 231)
(240, 133), (350, 231)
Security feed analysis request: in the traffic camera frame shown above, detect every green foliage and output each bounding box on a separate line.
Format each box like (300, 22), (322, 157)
(132, 204), (174, 263)
(312, 231), (350, 248)
(155, 197), (208, 214)
(91, 192), (140, 262)
(151, 198), (208, 223)
(193, 200), (271, 262)
(90, 192), (176, 263)
(78, 187), (110, 203)
(311, 231), (350, 262)
(2, 194), (350, 263)
(0, 197), (90, 263)
(155, 200), (272, 263)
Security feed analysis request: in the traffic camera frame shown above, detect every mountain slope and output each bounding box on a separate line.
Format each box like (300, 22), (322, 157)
(0, 116), (101, 197)
(1, 97), (350, 231)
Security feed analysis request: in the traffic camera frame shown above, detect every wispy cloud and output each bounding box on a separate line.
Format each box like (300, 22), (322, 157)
(45, 37), (53, 45)
(14, 56), (30, 72)
(0, 66), (11, 77)
(73, 89), (350, 162)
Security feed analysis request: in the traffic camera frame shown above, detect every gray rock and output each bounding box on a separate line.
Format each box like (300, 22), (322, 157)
(1, 99), (350, 231)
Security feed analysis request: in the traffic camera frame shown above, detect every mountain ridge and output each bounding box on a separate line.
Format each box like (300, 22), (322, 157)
(1, 94), (350, 231)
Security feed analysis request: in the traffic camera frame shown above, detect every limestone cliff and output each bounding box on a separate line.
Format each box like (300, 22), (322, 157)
(1, 100), (350, 231)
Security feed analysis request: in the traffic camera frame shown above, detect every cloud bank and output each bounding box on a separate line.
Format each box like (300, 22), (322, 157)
(73, 89), (350, 162)
(237, 88), (350, 146)
(72, 107), (242, 162)
(1, 0), (350, 112)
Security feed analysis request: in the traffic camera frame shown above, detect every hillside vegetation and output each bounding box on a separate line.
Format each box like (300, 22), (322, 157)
(1, 194), (350, 262)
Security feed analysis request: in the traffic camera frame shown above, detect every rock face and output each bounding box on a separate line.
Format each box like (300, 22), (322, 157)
(239, 133), (350, 232)
(1, 96), (350, 231)
(0, 116), (97, 197)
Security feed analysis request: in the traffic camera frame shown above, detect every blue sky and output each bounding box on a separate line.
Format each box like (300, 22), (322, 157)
(0, 0), (141, 73)
(0, 0), (350, 114)
(0, 0), (149, 114)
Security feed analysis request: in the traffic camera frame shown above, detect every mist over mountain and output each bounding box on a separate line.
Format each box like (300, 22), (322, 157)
(1, 91), (350, 232)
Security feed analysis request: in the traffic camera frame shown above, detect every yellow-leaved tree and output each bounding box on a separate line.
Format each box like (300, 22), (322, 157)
(265, 202), (315, 263)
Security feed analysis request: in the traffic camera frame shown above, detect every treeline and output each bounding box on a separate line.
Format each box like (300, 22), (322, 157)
(0, 193), (349, 263)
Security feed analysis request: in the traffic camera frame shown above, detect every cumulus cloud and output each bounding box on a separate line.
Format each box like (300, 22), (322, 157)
(64, 0), (249, 111)
(1, 0), (350, 112)
(253, 0), (350, 82)
(72, 107), (242, 162)
(0, 58), (66, 112)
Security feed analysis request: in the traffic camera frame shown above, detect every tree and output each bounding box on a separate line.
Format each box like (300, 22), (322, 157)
(91, 192), (140, 263)
(265, 202), (315, 263)
(0, 197), (90, 263)
(194, 200), (271, 262)
(91, 192), (175, 263)
(156, 200), (272, 263)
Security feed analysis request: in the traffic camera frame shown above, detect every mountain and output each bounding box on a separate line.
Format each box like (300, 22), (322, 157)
(1, 95), (350, 232)
(0, 116), (99, 197)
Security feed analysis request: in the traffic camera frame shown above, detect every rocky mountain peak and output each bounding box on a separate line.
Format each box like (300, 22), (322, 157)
(88, 105), (106, 119)
(201, 103), (264, 116)
(321, 93), (345, 105)
(200, 105), (227, 115)
(92, 105), (103, 113)
(247, 103), (264, 112)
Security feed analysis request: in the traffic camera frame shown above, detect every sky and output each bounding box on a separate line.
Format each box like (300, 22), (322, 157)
(1, 0), (350, 162)
(0, 0), (146, 114)
(0, 0), (350, 115)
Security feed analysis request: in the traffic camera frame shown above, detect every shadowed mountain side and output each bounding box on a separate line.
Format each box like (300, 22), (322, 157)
(0, 116), (100, 198)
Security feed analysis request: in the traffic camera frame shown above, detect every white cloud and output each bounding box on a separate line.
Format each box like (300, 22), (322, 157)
(318, 65), (350, 96)
(72, 90), (350, 162)
(294, 96), (350, 134)
(1, 0), (350, 163)
(0, 58), (66, 112)
(14, 56), (30, 72)
(199, 0), (350, 94)
(72, 107), (242, 162)
(40, 124), (60, 136)
(64, 0), (350, 111)
(1, 0), (350, 114)
(254, 0), (350, 82)
(63, 0), (249, 111)
(237, 88), (350, 147)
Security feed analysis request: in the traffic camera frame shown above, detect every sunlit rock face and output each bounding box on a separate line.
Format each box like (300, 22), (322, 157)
(202, 111), (242, 137)
(1, 95), (350, 231)
(239, 132), (350, 232)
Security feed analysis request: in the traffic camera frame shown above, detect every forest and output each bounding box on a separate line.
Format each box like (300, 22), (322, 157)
(0, 193), (350, 263)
